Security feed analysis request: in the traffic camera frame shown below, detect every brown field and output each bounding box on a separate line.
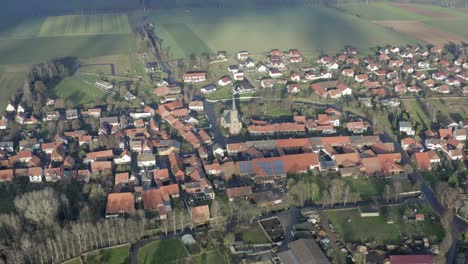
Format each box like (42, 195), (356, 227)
(391, 3), (451, 18)
(373, 20), (466, 45)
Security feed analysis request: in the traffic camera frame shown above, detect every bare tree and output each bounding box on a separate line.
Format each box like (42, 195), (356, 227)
(384, 184), (391, 203)
(14, 188), (65, 227)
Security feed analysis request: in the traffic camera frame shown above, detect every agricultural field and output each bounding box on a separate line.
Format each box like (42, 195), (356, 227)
(338, 3), (468, 44)
(149, 6), (419, 59)
(83, 244), (130, 264)
(325, 204), (445, 244)
(0, 14), (135, 65)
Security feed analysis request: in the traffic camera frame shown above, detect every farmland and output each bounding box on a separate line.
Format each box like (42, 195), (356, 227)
(0, 14), (135, 65)
(149, 6), (419, 59)
(0, 69), (28, 114)
(338, 3), (468, 44)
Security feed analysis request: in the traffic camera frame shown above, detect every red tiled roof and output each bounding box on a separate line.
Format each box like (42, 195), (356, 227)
(114, 172), (129, 185)
(191, 205), (210, 225)
(226, 186), (252, 199)
(0, 169), (14, 181)
(106, 193), (134, 215)
(153, 168), (169, 180)
(389, 255), (433, 264)
(86, 150), (113, 160)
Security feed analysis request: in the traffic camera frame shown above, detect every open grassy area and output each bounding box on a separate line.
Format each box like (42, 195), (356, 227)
(138, 239), (188, 264)
(427, 98), (468, 122)
(403, 99), (431, 129)
(344, 177), (388, 199)
(149, 6), (418, 59)
(83, 244), (130, 264)
(51, 75), (108, 106)
(235, 224), (270, 244)
(77, 53), (146, 76)
(191, 250), (230, 264)
(240, 101), (292, 118)
(325, 204), (444, 244)
(0, 69), (28, 114)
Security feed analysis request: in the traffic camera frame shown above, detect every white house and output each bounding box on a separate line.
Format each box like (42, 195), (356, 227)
(114, 150), (132, 165)
(5, 103), (15, 113)
(28, 167), (43, 183)
(269, 69), (282, 78)
(454, 129), (467, 141)
(399, 121), (415, 135)
(233, 71), (244, 81)
(137, 154), (156, 167)
(257, 63), (268, 73)
(130, 112), (152, 119)
(237, 51), (249, 60)
(218, 76), (232, 86)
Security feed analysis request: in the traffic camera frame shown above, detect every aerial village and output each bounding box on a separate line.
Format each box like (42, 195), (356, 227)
(0, 43), (467, 263)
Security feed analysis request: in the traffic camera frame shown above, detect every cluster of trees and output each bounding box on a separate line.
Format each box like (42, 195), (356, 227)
(0, 188), (146, 264)
(19, 57), (79, 111)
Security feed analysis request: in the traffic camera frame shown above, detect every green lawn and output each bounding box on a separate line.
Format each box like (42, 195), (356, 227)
(325, 205), (444, 244)
(51, 75), (108, 106)
(235, 224), (270, 244)
(78, 53), (146, 76)
(344, 177), (388, 199)
(403, 99), (431, 129)
(138, 239), (188, 264)
(428, 98), (468, 122)
(84, 244), (130, 264)
(149, 6), (418, 59)
(240, 101), (292, 118)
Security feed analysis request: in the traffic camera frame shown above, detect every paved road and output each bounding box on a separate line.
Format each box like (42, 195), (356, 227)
(204, 101), (226, 148)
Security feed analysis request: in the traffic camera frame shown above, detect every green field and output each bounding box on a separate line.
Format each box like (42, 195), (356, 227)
(428, 98), (468, 122)
(344, 177), (388, 198)
(0, 14), (135, 65)
(403, 99), (431, 129)
(84, 244), (130, 264)
(51, 75), (108, 106)
(150, 6), (419, 59)
(138, 239), (188, 264)
(325, 205), (444, 244)
(234, 224), (270, 244)
(38, 14), (131, 36)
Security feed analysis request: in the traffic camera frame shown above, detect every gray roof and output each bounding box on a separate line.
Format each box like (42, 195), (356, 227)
(278, 239), (330, 264)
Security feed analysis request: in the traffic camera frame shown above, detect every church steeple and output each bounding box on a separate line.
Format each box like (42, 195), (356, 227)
(232, 94), (236, 111)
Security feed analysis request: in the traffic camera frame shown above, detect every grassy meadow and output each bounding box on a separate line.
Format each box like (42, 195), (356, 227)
(51, 76), (108, 106)
(138, 239), (188, 264)
(83, 244), (130, 264)
(149, 6), (419, 59)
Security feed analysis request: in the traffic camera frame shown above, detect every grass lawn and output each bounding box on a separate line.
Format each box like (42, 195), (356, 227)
(235, 224), (270, 244)
(191, 250), (230, 264)
(83, 244), (130, 264)
(325, 204), (444, 244)
(149, 6), (418, 59)
(240, 101), (292, 118)
(78, 53), (146, 77)
(51, 75), (108, 106)
(427, 98), (468, 122)
(138, 239), (188, 264)
(403, 99), (431, 129)
(344, 177), (388, 199)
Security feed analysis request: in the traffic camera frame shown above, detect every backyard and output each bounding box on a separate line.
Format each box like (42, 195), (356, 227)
(325, 204), (445, 244)
(234, 223), (270, 244)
